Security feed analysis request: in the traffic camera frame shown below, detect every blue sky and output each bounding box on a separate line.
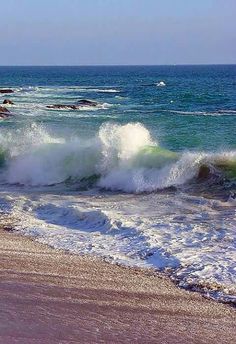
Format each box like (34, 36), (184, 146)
(1, 0), (235, 65)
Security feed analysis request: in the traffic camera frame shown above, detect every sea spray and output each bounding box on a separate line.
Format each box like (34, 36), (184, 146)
(0, 122), (156, 186)
(98, 122), (155, 173)
(0, 122), (236, 190)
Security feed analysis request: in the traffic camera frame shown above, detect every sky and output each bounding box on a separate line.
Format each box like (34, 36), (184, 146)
(1, 0), (235, 65)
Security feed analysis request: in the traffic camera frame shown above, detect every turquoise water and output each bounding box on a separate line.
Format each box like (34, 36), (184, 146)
(0, 65), (236, 150)
(0, 65), (235, 303)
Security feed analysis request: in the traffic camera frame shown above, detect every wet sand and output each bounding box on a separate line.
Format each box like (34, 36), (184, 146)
(0, 228), (235, 344)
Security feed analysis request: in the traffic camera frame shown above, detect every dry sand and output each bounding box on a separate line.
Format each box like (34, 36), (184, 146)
(0, 228), (235, 344)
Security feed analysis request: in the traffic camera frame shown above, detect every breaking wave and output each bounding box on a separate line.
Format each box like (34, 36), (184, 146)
(0, 122), (235, 191)
(156, 81), (166, 87)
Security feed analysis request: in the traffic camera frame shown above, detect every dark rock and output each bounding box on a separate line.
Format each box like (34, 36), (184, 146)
(0, 106), (10, 113)
(0, 89), (14, 94)
(197, 165), (211, 179)
(0, 106), (11, 119)
(3, 99), (14, 105)
(77, 99), (99, 107)
(0, 114), (11, 119)
(3, 226), (14, 232)
(197, 165), (221, 182)
(46, 100), (99, 110)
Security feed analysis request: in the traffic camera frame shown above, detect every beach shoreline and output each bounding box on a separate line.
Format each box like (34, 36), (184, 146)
(0, 227), (235, 344)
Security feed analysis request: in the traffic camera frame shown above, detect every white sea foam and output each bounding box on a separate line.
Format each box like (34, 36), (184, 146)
(2, 187), (235, 303)
(71, 88), (120, 93)
(6, 101), (112, 119)
(156, 81), (166, 87)
(95, 89), (120, 93)
(32, 86), (120, 93)
(1, 123), (154, 186)
(0, 122), (236, 303)
(166, 109), (236, 116)
(1, 122), (236, 191)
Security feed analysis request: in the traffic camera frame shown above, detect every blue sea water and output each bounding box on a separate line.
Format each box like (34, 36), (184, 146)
(0, 65), (236, 150)
(0, 65), (235, 303)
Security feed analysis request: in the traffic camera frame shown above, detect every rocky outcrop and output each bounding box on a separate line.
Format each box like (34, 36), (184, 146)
(47, 100), (100, 110)
(77, 99), (99, 107)
(0, 106), (11, 119)
(3, 99), (14, 105)
(0, 89), (14, 94)
(0, 106), (10, 113)
(197, 165), (211, 179)
(0, 113), (11, 119)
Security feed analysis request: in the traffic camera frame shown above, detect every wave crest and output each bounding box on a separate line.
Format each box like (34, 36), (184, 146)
(0, 122), (235, 191)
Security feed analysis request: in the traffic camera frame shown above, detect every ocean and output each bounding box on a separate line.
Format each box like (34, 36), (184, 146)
(0, 65), (235, 303)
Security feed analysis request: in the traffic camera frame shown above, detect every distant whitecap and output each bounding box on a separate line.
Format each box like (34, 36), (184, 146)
(156, 81), (166, 87)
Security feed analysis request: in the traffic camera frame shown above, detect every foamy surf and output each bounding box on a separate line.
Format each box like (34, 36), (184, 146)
(165, 109), (236, 116)
(0, 122), (235, 191)
(0, 65), (236, 306)
(1, 184), (235, 304)
(0, 121), (235, 303)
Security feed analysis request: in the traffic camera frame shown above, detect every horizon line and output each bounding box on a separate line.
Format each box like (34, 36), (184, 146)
(0, 63), (236, 67)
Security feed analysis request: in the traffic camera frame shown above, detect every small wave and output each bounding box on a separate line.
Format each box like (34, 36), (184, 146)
(156, 81), (166, 87)
(8, 103), (46, 111)
(11, 86), (121, 95)
(63, 86), (120, 93)
(165, 110), (205, 115)
(18, 86), (40, 92)
(215, 109), (236, 114)
(81, 88), (120, 93)
(165, 109), (236, 116)
(48, 88), (120, 94)
(77, 102), (112, 111)
(115, 95), (129, 100)
(9, 101), (113, 113)
(34, 203), (113, 232)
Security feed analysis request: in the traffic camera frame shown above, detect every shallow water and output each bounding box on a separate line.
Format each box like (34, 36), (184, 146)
(0, 65), (235, 303)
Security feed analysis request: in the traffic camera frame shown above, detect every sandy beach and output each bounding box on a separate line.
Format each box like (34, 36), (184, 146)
(1, 0), (236, 342)
(0, 228), (234, 344)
